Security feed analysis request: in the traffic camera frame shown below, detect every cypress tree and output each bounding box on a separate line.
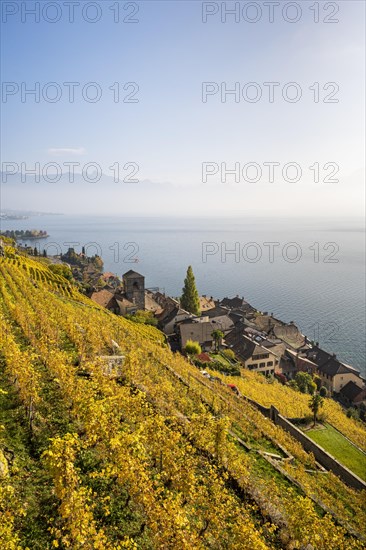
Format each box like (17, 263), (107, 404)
(180, 266), (201, 315)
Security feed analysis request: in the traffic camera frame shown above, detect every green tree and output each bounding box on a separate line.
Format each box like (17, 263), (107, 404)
(212, 329), (224, 353)
(33, 247), (38, 256)
(184, 340), (201, 356)
(42, 249), (47, 258)
(48, 263), (73, 281)
(180, 266), (200, 316)
(125, 310), (158, 326)
(309, 393), (324, 427)
(295, 371), (316, 394)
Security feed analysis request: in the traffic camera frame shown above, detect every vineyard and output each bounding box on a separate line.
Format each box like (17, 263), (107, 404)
(0, 255), (75, 298)
(0, 250), (365, 549)
(216, 369), (366, 452)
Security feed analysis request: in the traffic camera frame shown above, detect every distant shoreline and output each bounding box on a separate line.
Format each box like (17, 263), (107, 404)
(1, 231), (50, 241)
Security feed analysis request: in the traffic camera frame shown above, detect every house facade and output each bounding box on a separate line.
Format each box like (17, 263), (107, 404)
(339, 381), (366, 408)
(179, 319), (215, 351)
(297, 346), (364, 395)
(225, 328), (280, 375)
(90, 289), (119, 314)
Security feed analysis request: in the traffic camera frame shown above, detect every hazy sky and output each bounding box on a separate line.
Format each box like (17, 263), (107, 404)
(1, 0), (365, 217)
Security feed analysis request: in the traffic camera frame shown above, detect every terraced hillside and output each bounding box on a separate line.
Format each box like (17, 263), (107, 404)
(217, 370), (366, 452)
(0, 250), (365, 549)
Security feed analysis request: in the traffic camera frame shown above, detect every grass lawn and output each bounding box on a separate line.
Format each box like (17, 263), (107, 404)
(306, 423), (366, 481)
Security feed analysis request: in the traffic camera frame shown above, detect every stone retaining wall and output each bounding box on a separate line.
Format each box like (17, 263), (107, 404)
(269, 405), (366, 491)
(238, 391), (366, 490)
(241, 394), (271, 417)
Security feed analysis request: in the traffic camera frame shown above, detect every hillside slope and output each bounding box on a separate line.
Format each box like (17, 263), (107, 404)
(0, 252), (365, 549)
(219, 370), (366, 452)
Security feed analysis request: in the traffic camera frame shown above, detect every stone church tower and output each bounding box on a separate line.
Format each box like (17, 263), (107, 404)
(123, 270), (145, 310)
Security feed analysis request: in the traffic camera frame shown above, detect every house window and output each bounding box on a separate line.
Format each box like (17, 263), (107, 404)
(267, 361), (273, 366)
(259, 362), (265, 368)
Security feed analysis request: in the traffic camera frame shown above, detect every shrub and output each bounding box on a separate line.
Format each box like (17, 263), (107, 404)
(210, 360), (240, 377)
(184, 340), (202, 356)
(192, 359), (212, 370)
(288, 380), (299, 391)
(295, 372), (316, 394)
(126, 310), (158, 326)
(346, 407), (360, 420)
(48, 263), (73, 281)
(222, 349), (236, 361)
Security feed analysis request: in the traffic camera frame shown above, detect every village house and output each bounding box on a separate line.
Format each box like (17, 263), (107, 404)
(225, 328), (280, 375)
(90, 282), (138, 315)
(90, 289), (120, 314)
(205, 305), (230, 318)
(101, 272), (122, 289)
(199, 295), (216, 312)
(179, 319), (215, 351)
(282, 348), (318, 379)
(220, 295), (253, 313)
(144, 290), (164, 315)
(149, 292), (193, 335)
(203, 304), (244, 328)
(90, 289), (137, 316)
(209, 314), (235, 334)
(299, 346), (364, 395)
(115, 295), (137, 316)
(339, 381), (366, 409)
(250, 313), (306, 351)
(158, 303), (192, 335)
(201, 306), (235, 333)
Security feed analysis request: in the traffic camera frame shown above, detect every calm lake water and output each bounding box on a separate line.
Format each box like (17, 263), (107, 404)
(2, 214), (365, 375)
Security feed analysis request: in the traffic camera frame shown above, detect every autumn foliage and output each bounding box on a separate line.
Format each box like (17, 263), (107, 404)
(0, 253), (365, 549)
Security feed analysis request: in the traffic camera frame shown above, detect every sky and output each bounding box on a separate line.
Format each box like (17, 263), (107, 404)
(1, 0), (365, 217)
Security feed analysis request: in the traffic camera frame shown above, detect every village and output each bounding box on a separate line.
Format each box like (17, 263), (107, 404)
(85, 261), (366, 416)
(3, 238), (365, 416)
